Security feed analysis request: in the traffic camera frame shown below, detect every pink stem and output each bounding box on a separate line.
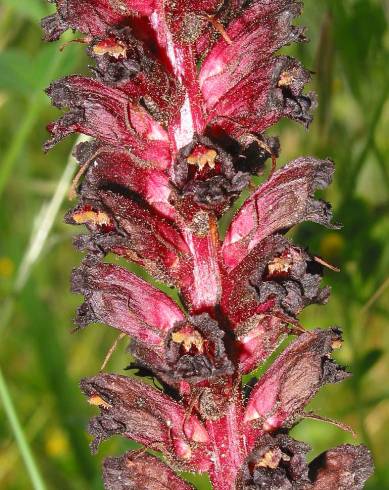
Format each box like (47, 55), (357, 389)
(183, 229), (222, 314)
(152, 7), (205, 151)
(206, 396), (247, 490)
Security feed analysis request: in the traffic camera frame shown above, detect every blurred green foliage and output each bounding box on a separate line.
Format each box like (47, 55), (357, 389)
(0, 0), (388, 489)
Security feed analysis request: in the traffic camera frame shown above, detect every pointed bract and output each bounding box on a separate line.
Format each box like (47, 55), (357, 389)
(222, 157), (338, 271)
(244, 329), (349, 430)
(72, 262), (185, 345)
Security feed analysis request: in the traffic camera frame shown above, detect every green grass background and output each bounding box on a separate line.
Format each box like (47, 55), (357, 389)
(0, 0), (388, 488)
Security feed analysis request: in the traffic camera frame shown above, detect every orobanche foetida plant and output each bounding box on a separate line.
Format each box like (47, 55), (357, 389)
(42, 1), (374, 489)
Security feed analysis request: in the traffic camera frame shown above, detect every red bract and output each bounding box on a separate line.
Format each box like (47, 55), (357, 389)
(43, 1), (373, 489)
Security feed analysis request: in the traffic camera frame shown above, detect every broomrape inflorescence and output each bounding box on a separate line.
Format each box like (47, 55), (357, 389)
(42, 1), (374, 489)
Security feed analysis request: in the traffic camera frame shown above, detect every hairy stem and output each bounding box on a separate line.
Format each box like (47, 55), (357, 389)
(206, 396), (246, 490)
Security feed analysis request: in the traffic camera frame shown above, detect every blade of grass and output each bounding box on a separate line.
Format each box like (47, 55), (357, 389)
(360, 276), (389, 317)
(0, 404), (49, 481)
(0, 366), (47, 490)
(14, 137), (85, 292)
(1, 134), (97, 485)
(343, 86), (388, 200)
(0, 134), (87, 334)
(373, 141), (389, 191)
(21, 277), (99, 484)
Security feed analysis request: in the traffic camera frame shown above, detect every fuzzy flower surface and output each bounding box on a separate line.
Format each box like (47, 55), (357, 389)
(43, 1), (374, 489)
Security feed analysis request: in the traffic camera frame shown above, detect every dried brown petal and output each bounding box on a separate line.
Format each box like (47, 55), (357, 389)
(103, 451), (195, 490)
(172, 133), (270, 215)
(81, 374), (210, 471)
(72, 262), (185, 345)
(309, 444), (374, 490)
(222, 234), (329, 325)
(250, 238), (330, 320)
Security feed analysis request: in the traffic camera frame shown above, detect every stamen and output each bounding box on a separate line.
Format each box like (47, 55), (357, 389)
(303, 411), (356, 438)
(100, 332), (126, 371)
(206, 15), (232, 44)
(72, 209), (111, 226)
(313, 255), (340, 272)
(92, 40), (127, 58)
(59, 37), (90, 52)
(172, 328), (204, 353)
(256, 448), (282, 469)
(68, 148), (105, 200)
(88, 395), (111, 409)
(187, 147), (217, 170)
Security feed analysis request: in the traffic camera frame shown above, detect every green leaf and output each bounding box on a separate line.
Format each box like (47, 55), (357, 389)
(0, 367), (47, 490)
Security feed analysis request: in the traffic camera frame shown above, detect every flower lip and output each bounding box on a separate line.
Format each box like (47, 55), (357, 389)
(243, 328), (349, 428)
(222, 157), (339, 271)
(171, 132), (273, 214)
(239, 433), (311, 489)
(80, 373), (211, 467)
(308, 444), (374, 489)
(165, 313), (235, 382)
(251, 240), (331, 320)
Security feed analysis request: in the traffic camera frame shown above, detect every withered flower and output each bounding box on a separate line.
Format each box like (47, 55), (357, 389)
(43, 0), (373, 488)
(103, 451), (195, 489)
(238, 435), (373, 490)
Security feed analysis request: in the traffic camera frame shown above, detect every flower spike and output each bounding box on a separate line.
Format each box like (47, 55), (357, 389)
(43, 0), (373, 488)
